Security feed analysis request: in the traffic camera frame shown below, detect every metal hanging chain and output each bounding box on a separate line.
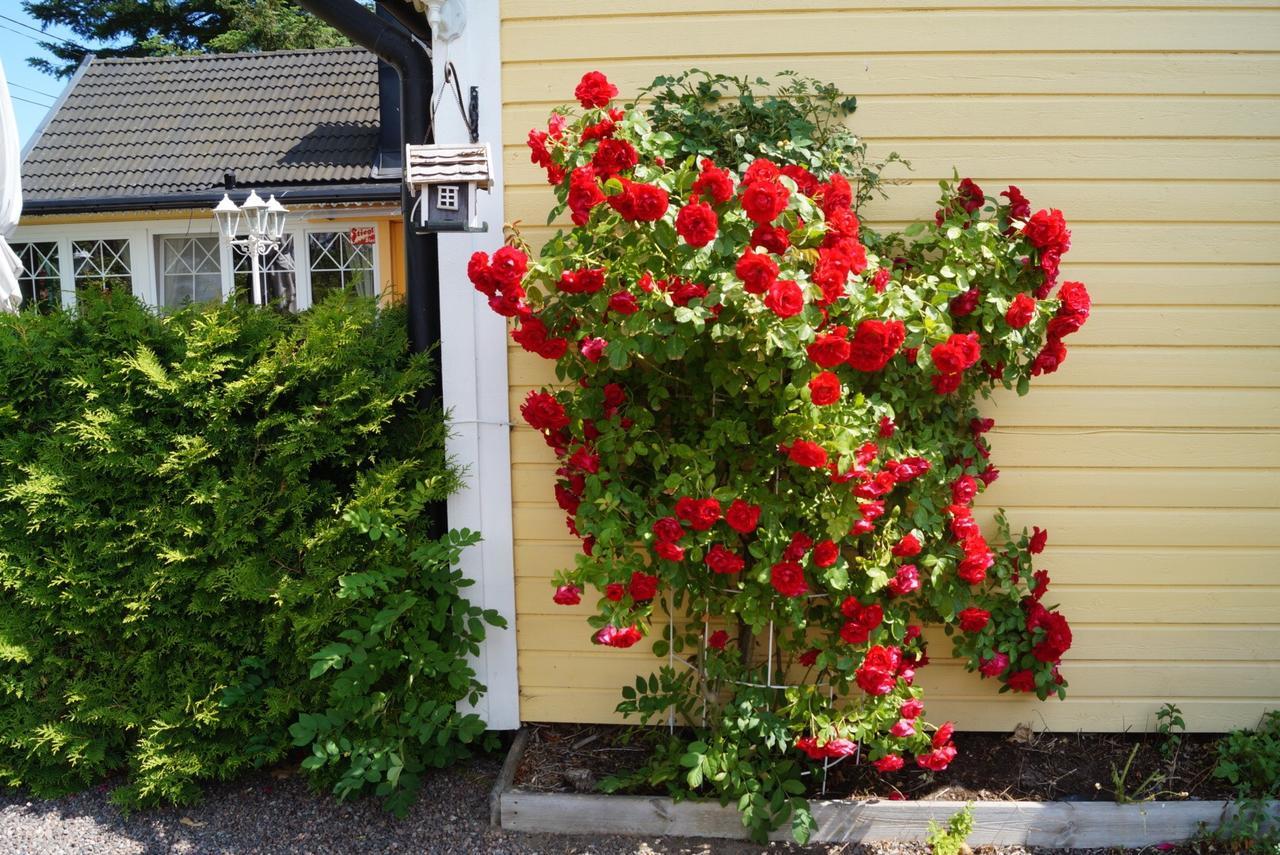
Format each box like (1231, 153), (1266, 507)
(428, 59), (479, 143)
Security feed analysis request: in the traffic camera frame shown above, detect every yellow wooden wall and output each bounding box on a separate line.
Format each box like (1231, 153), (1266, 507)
(500, 1), (1280, 732)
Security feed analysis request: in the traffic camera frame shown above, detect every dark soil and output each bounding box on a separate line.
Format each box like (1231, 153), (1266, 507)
(514, 723), (1235, 804)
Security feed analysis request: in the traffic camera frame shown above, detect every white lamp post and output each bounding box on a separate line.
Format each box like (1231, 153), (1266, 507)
(213, 190), (288, 306)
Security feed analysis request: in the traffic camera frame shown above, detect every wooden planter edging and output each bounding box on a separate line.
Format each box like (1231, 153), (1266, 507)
(499, 790), (1276, 846)
(494, 729), (1278, 845)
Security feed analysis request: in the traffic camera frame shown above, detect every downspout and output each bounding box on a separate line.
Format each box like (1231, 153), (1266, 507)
(294, 0), (439, 368)
(294, 0), (446, 536)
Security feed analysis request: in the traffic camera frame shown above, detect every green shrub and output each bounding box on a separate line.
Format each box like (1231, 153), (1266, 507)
(0, 292), (502, 813)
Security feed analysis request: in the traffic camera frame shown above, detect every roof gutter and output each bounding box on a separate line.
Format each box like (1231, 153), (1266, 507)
(293, 0), (445, 536)
(22, 182), (402, 215)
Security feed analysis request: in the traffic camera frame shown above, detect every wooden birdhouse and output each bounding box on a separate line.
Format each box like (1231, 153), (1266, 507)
(405, 142), (493, 232)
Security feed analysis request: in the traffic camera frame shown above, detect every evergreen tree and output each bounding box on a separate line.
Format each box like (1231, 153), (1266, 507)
(23, 0), (350, 77)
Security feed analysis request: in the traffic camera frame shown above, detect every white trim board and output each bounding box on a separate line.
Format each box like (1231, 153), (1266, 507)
(431, 0), (521, 729)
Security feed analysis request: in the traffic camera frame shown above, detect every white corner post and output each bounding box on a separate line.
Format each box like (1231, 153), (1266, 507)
(431, 0), (520, 729)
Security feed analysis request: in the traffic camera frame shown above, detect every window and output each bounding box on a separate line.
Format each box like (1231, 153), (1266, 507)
(233, 236), (296, 311)
(308, 230), (375, 302)
(157, 236), (222, 309)
(437, 184), (459, 211)
(10, 241), (61, 312)
(72, 238), (131, 296)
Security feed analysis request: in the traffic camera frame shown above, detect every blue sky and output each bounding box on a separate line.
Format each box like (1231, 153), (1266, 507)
(0, 2), (91, 147)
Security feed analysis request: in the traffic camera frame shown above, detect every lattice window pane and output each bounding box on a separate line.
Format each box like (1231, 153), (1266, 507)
(72, 238), (131, 296)
(308, 231), (375, 303)
(437, 185), (459, 211)
(10, 241), (62, 312)
(233, 235), (296, 311)
(157, 236), (222, 310)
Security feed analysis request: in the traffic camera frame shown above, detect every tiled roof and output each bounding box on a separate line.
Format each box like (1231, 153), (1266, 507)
(22, 47), (387, 203)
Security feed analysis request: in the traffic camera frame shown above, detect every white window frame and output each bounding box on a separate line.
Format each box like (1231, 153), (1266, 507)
(154, 233), (224, 310)
(297, 222), (382, 310)
(11, 214), (392, 313)
(436, 184), (459, 211)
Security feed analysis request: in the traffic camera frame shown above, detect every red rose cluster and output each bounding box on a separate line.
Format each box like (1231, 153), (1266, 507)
(494, 71), (1090, 783)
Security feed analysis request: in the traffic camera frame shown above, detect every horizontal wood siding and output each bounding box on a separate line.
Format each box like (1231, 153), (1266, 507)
(500, 1), (1280, 731)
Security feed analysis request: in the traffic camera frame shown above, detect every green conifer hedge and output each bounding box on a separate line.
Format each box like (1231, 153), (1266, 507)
(0, 293), (503, 813)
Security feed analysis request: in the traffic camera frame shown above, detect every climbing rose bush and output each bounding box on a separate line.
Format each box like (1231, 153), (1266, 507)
(479, 71), (1090, 837)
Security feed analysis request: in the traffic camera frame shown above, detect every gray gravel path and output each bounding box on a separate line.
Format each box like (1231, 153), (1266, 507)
(0, 755), (1047, 855)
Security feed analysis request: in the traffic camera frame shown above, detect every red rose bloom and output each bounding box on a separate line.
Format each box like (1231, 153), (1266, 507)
(520, 390), (568, 432)
(579, 336), (607, 363)
(675, 201), (718, 247)
(808, 371), (842, 406)
(856, 645), (902, 696)
(1031, 336), (1068, 376)
(574, 71), (618, 108)
(979, 652), (1010, 678)
(847, 319), (906, 372)
(1001, 185), (1032, 221)
(949, 288), (980, 317)
(708, 629), (730, 650)
(874, 754), (905, 773)
(741, 179), (790, 224)
(764, 279), (804, 318)
(917, 745), (957, 772)
(629, 571), (659, 601)
(725, 499), (761, 533)
(1006, 293), (1036, 328)
(892, 533), (922, 557)
(1022, 208), (1072, 254)
(931, 333), (982, 374)
(901, 698), (925, 720)
(886, 564), (920, 597)
(812, 539), (840, 568)
(956, 178), (984, 213)
(591, 138), (638, 178)
(676, 497), (722, 531)
(785, 440), (828, 468)
(957, 607), (991, 633)
(652, 516), (684, 542)
(735, 251), (779, 295)
(604, 583), (625, 601)
(743, 158), (780, 183)
(1033, 612), (1073, 662)
(568, 166), (605, 225)
(705, 544), (745, 575)
(1006, 669), (1037, 693)
(750, 223), (790, 254)
(780, 164), (819, 196)
(608, 291), (639, 316)
(594, 624), (643, 648)
(553, 584), (581, 606)
(770, 561), (809, 597)
(1029, 526), (1048, 554)
(807, 328), (852, 367)
(607, 179), (669, 222)
(819, 174), (853, 214)
(653, 540), (685, 562)
(692, 159), (734, 204)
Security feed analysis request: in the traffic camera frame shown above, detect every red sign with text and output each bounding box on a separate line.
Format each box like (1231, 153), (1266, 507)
(349, 226), (376, 246)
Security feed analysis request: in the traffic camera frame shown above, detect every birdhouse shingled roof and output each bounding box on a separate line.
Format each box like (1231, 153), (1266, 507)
(405, 143), (493, 191)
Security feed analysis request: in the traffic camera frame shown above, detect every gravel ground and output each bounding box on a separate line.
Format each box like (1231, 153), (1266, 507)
(0, 754), (1092, 855)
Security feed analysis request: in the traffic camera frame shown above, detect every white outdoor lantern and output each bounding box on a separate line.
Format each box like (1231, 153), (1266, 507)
(211, 189), (288, 307)
(265, 195), (288, 241)
(240, 190), (268, 237)
(213, 193), (241, 240)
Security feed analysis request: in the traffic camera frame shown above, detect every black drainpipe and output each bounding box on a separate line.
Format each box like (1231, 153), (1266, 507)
(294, 0), (445, 535)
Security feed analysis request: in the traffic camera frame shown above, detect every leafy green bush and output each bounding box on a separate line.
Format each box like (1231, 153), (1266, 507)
(0, 292), (502, 813)
(1210, 711), (1280, 848)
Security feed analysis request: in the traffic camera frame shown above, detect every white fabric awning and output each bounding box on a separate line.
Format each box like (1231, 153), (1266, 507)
(0, 59), (25, 313)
